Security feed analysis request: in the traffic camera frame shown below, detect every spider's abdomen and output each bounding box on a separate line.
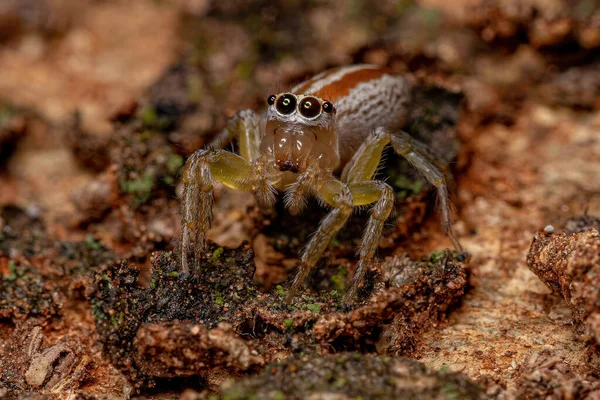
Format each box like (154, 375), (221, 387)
(292, 65), (411, 167)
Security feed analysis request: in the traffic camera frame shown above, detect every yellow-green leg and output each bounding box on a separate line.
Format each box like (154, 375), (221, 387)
(181, 109), (271, 272)
(344, 180), (395, 302)
(340, 127), (463, 301)
(287, 174), (353, 297)
(180, 109), (274, 273)
(388, 130), (462, 252)
(181, 150), (268, 273)
(207, 109), (261, 162)
(343, 127), (462, 252)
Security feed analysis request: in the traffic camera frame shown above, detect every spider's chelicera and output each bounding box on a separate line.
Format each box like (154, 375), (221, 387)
(180, 64), (464, 302)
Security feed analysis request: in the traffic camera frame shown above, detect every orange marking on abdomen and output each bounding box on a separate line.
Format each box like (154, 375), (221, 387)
(293, 65), (394, 102)
(292, 68), (341, 95)
(312, 68), (391, 101)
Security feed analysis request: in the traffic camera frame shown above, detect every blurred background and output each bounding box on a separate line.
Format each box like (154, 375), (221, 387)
(1, 0), (600, 397)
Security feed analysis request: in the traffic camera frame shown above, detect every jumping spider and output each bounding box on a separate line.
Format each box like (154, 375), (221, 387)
(180, 65), (463, 302)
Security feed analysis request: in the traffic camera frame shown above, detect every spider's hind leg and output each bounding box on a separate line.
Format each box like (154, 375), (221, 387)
(388, 129), (463, 253)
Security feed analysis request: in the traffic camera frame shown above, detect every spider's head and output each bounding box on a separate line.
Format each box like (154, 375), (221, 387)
(260, 93), (339, 173)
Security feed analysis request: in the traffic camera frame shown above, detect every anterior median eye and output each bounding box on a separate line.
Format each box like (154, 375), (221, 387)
(299, 96), (321, 118)
(276, 94), (297, 115)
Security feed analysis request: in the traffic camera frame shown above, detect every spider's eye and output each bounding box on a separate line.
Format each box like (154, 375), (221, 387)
(298, 96), (321, 118)
(322, 101), (334, 114)
(267, 94), (276, 105)
(276, 94), (297, 115)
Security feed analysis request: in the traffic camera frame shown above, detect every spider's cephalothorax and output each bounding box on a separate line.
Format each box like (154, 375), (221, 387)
(180, 64), (463, 302)
(262, 93), (337, 175)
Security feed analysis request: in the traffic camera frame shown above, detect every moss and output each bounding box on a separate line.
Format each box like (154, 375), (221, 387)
(0, 104), (15, 126)
(235, 58), (254, 80)
(575, 0), (597, 19)
(216, 353), (483, 399)
(306, 303), (321, 313)
(212, 247), (225, 260)
(328, 290), (343, 305)
(141, 106), (157, 127)
(140, 106), (173, 131)
(440, 382), (461, 399)
(333, 377), (346, 389)
(393, 175), (425, 199)
(330, 267), (347, 292)
(85, 234), (102, 251)
(284, 319), (294, 331)
(7, 260), (19, 281)
(273, 391), (286, 400)
(91, 298), (106, 320)
(396, 0), (415, 14)
(276, 285), (285, 298)
(167, 154), (184, 175)
(6, 260), (27, 282)
(187, 75), (205, 103)
(429, 251), (446, 263)
(215, 291), (224, 306)
(137, 130), (155, 141)
(120, 174), (155, 205)
(420, 7), (442, 31)
(110, 311), (125, 327)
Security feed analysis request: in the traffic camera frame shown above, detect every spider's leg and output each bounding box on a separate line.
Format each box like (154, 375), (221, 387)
(341, 128), (389, 184)
(388, 129), (463, 253)
(208, 109), (261, 162)
(344, 180), (395, 302)
(340, 128), (463, 301)
(180, 149), (275, 273)
(287, 175), (353, 298)
(343, 127), (462, 252)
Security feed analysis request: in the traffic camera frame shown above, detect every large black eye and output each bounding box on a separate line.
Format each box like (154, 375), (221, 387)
(276, 94), (297, 115)
(299, 96), (321, 118)
(322, 101), (334, 114)
(267, 94), (276, 105)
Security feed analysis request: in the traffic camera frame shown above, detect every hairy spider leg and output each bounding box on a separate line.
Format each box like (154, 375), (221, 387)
(180, 110), (274, 273)
(341, 127), (463, 301)
(286, 172), (354, 300)
(345, 180), (395, 302)
(207, 109), (262, 162)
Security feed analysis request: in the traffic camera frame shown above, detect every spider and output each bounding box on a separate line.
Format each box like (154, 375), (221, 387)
(180, 64), (463, 302)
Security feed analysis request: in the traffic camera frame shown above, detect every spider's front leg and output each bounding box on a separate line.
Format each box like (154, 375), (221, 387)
(208, 109), (262, 162)
(180, 110), (274, 273)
